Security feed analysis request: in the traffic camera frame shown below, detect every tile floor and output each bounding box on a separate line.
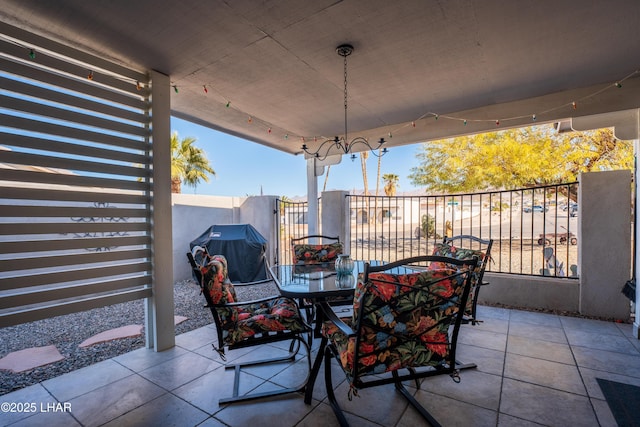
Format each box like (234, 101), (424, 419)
(2, 305), (639, 427)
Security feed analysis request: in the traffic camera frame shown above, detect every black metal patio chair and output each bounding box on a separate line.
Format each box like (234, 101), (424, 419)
(187, 246), (312, 404)
(432, 235), (493, 324)
(305, 255), (478, 427)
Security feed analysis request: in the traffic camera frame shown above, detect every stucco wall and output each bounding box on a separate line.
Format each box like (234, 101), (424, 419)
(171, 194), (278, 282)
(172, 194), (243, 282)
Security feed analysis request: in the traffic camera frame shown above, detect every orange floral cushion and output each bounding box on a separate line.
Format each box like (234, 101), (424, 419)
(323, 268), (465, 379)
(292, 242), (343, 264)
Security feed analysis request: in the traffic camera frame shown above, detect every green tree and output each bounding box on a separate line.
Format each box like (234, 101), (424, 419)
(170, 132), (216, 193)
(408, 126), (632, 193)
(382, 173), (400, 196)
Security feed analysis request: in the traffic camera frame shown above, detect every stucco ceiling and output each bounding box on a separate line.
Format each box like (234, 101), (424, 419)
(2, 0), (640, 157)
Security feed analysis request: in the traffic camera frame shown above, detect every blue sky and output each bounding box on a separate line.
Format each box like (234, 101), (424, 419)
(171, 117), (425, 198)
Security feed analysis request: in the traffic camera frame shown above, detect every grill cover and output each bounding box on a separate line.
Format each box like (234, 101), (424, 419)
(190, 224), (268, 283)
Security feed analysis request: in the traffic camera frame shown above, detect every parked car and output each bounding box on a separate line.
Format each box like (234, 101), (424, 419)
(523, 205), (548, 213)
(562, 202), (578, 212)
(537, 232), (578, 245)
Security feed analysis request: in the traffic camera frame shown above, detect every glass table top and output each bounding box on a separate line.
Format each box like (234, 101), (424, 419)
(270, 261), (369, 298)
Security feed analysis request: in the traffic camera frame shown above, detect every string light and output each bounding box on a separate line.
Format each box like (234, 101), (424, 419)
(87, 70), (94, 80)
(165, 68), (638, 144)
(136, 81), (142, 91)
(28, 49), (35, 59)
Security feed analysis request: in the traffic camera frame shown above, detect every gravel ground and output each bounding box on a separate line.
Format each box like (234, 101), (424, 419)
(0, 279), (279, 396)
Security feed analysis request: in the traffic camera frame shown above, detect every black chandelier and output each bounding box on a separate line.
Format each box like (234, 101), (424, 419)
(301, 44), (388, 161)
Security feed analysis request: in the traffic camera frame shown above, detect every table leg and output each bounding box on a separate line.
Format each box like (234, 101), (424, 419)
(304, 335), (327, 404)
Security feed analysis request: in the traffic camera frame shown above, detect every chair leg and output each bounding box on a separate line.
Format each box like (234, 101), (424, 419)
(304, 336), (327, 404)
(324, 345), (349, 427)
(470, 281), (489, 325)
(219, 336), (311, 404)
(393, 371), (442, 427)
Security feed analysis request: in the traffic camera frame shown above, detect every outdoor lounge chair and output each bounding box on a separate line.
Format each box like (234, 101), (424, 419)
(307, 255), (478, 427)
(432, 235), (493, 325)
(187, 246), (311, 404)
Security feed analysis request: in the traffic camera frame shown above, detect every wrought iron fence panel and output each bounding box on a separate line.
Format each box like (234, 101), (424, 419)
(348, 182), (579, 278)
(275, 198), (310, 265)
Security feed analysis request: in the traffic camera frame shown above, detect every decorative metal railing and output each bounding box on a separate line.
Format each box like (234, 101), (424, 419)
(347, 183), (579, 277)
(276, 183), (579, 278)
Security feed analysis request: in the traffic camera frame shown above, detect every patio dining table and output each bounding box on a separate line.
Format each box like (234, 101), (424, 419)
(269, 261), (369, 300)
(269, 261), (370, 326)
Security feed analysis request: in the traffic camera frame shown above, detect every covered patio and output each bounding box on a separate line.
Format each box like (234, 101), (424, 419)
(3, 305), (639, 426)
(1, 1), (640, 425)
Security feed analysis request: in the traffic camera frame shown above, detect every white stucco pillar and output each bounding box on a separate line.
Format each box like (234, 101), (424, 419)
(147, 70), (175, 351)
(321, 191), (350, 255)
(572, 109), (640, 338)
(306, 158), (319, 236)
(579, 170), (631, 319)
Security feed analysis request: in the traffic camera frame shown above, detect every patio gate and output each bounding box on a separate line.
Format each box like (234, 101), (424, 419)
(275, 198), (310, 265)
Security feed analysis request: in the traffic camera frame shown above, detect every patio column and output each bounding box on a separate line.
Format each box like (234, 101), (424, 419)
(306, 158), (319, 236)
(306, 155), (343, 237)
(147, 70), (175, 351)
(321, 191), (350, 255)
(572, 109), (640, 338)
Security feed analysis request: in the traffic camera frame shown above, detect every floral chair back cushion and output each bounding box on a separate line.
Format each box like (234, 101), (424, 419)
(430, 243), (486, 315)
(323, 267), (466, 379)
(430, 243), (486, 284)
(200, 254), (237, 304)
(292, 242), (343, 265)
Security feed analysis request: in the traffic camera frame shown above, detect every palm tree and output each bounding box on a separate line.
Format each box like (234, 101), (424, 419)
(170, 132), (216, 193)
(360, 151), (369, 196)
(383, 173), (399, 196)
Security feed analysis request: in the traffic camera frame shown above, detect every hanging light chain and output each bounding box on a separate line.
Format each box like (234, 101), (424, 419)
(301, 44), (387, 160)
(343, 48), (349, 142)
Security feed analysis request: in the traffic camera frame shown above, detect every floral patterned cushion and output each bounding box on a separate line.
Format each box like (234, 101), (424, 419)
(292, 242), (343, 265)
(222, 297), (308, 347)
(200, 254), (307, 347)
(322, 268), (465, 380)
(200, 254), (237, 304)
(430, 243), (486, 273)
(430, 243), (487, 314)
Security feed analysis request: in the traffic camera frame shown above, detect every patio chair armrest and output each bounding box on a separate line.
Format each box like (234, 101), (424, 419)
(232, 279), (274, 287)
(318, 302), (356, 337)
(209, 295), (287, 308)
